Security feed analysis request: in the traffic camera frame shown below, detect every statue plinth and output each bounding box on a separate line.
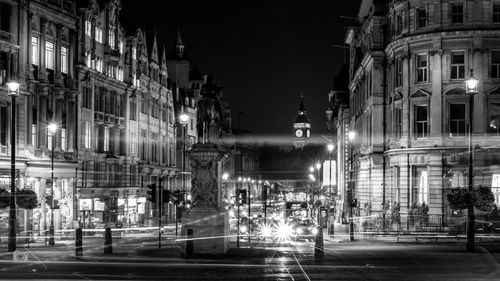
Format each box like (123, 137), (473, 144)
(181, 143), (230, 256)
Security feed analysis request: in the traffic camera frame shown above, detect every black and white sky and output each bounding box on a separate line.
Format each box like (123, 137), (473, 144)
(121, 0), (360, 138)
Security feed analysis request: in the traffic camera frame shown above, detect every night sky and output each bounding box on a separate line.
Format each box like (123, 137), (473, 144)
(120, 1), (360, 140)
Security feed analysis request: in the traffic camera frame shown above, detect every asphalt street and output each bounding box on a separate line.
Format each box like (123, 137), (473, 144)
(1, 235), (500, 280)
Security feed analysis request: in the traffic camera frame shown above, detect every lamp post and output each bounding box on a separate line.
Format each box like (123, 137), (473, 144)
(247, 177), (252, 243)
(327, 143), (335, 235)
(236, 176), (242, 247)
(465, 70), (479, 253)
(348, 130), (356, 242)
(48, 123), (57, 246)
(179, 113), (189, 193)
(7, 81), (19, 252)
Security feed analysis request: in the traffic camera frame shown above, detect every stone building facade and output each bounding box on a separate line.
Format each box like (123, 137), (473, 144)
(340, 0), (500, 227)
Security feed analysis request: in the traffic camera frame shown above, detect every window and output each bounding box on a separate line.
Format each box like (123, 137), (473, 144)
(104, 127), (110, 152)
(117, 67), (123, 81)
(31, 124), (37, 147)
(416, 8), (427, 28)
(451, 51), (465, 79)
(416, 54), (428, 82)
(108, 27), (115, 48)
(449, 103), (466, 137)
(83, 86), (92, 108)
(96, 57), (102, 72)
(492, 174), (500, 205)
(494, 4), (500, 23)
(190, 118), (194, 131)
(488, 103), (500, 136)
(61, 46), (68, 74)
(61, 128), (66, 151)
(451, 4), (464, 24)
(95, 27), (102, 43)
(31, 36), (39, 65)
(492, 51), (500, 78)
(132, 46), (137, 60)
(85, 50), (91, 67)
(413, 167), (428, 204)
(47, 129), (54, 150)
(414, 104), (428, 139)
(45, 41), (54, 69)
(395, 58), (403, 87)
(129, 100), (136, 120)
(119, 41), (123, 54)
(396, 13), (403, 34)
(130, 132), (137, 154)
(0, 106), (6, 145)
(84, 122), (91, 149)
(85, 20), (92, 37)
(394, 106), (402, 139)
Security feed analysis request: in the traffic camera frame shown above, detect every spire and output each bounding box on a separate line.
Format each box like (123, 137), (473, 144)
(175, 27), (185, 59)
(298, 95), (306, 112)
(294, 95), (310, 124)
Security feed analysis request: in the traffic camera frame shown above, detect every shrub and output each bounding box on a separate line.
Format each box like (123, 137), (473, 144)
(16, 189), (38, 209)
(0, 189), (9, 209)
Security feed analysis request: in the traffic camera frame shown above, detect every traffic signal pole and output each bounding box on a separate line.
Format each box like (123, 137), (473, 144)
(158, 178), (163, 249)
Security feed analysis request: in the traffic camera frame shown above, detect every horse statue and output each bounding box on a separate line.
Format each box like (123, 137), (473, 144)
(196, 76), (223, 144)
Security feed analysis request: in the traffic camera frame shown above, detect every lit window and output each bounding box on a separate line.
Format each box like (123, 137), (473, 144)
(413, 167), (428, 204)
(108, 27), (115, 48)
(132, 46), (137, 60)
(119, 41), (123, 54)
(494, 4), (500, 23)
(104, 126), (110, 152)
(45, 41), (54, 69)
(85, 20), (92, 37)
(31, 124), (37, 147)
(416, 8), (427, 28)
(451, 4), (464, 24)
(488, 103), (500, 136)
(31, 36), (39, 65)
(414, 104), (428, 139)
(85, 50), (91, 67)
(131, 133), (137, 154)
(61, 128), (66, 151)
(61, 46), (68, 74)
(449, 103), (466, 137)
(492, 50), (500, 78)
(416, 54), (427, 82)
(96, 57), (102, 72)
(450, 51), (465, 79)
(84, 122), (91, 149)
(492, 174), (500, 205)
(47, 129), (54, 150)
(95, 27), (102, 43)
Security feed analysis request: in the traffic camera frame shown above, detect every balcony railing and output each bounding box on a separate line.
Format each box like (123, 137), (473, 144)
(0, 30), (14, 44)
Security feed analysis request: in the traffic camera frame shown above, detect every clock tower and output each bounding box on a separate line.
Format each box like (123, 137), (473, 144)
(293, 96), (311, 149)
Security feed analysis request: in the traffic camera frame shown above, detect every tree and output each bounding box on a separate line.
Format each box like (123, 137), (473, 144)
(446, 186), (495, 212)
(16, 188), (38, 209)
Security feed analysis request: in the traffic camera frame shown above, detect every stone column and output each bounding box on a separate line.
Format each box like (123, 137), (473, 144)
(40, 178), (46, 236)
(54, 24), (63, 86)
(38, 88), (48, 148)
(39, 18), (48, 82)
(26, 12), (34, 79)
(181, 143), (230, 256)
(65, 93), (76, 152)
(55, 96), (63, 149)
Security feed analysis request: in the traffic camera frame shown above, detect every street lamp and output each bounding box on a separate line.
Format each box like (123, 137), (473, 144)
(348, 130), (356, 242)
(236, 176), (242, 247)
(7, 81), (19, 252)
(179, 113), (189, 193)
(465, 69), (479, 253)
(48, 122), (57, 246)
(246, 177), (252, 243)
(327, 143), (335, 235)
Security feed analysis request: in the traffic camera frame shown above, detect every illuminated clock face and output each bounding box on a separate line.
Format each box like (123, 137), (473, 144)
(306, 129), (311, 138)
(295, 129), (303, 138)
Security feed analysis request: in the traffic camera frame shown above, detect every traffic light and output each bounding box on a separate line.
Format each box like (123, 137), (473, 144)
(261, 184), (268, 201)
(146, 184), (157, 203)
(173, 190), (181, 205)
(238, 189), (247, 204)
(162, 190), (171, 204)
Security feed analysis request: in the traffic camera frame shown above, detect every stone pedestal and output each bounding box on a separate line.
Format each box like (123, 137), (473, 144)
(180, 143), (230, 256)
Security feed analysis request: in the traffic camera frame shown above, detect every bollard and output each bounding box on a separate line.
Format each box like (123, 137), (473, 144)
(314, 227), (324, 259)
(186, 229), (194, 258)
(75, 228), (83, 257)
(104, 227), (112, 254)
